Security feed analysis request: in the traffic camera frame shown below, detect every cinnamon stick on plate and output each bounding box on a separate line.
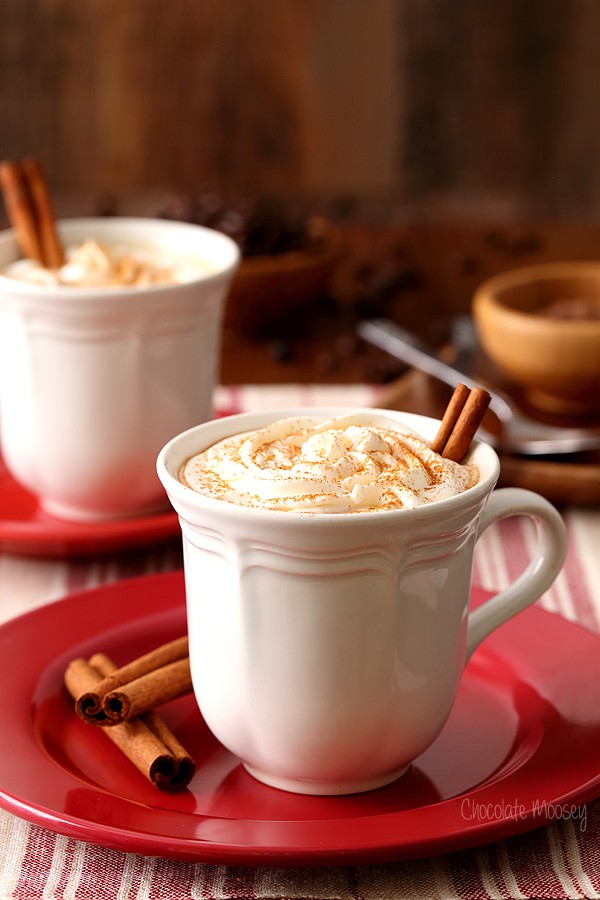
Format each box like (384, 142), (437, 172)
(432, 383), (491, 463)
(103, 656), (192, 723)
(64, 652), (195, 792)
(75, 635), (191, 725)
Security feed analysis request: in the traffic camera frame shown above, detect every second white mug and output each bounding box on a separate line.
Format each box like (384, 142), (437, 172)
(0, 217), (240, 521)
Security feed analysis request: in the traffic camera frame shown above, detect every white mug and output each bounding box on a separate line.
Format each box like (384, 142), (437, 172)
(157, 408), (567, 795)
(0, 218), (239, 521)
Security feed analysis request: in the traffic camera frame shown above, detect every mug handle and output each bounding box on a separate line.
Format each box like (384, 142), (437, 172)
(466, 487), (567, 661)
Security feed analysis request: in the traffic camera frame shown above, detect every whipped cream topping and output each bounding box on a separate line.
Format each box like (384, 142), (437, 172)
(2, 239), (211, 288)
(180, 414), (478, 512)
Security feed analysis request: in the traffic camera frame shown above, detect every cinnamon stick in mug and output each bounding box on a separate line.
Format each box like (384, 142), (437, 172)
(432, 383), (491, 463)
(75, 635), (189, 724)
(429, 382), (471, 454)
(0, 160), (44, 263)
(64, 653), (195, 791)
(21, 157), (64, 267)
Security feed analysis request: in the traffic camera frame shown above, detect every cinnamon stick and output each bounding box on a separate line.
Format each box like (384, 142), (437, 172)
(76, 635), (189, 725)
(91, 653), (195, 789)
(64, 653), (195, 792)
(0, 160), (44, 263)
(21, 157), (64, 267)
(102, 656), (193, 723)
(432, 384), (491, 462)
(0, 157), (65, 268)
(430, 382), (471, 454)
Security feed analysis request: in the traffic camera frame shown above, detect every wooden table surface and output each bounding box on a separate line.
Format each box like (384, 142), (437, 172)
(215, 218), (600, 509)
(219, 219), (600, 386)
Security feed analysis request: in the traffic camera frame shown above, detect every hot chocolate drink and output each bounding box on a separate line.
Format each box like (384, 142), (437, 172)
(2, 238), (212, 288)
(180, 412), (478, 512)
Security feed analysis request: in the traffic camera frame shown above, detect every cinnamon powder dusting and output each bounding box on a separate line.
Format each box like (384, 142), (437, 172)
(180, 414), (478, 513)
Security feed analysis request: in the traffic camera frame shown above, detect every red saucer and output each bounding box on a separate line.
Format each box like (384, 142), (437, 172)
(0, 456), (179, 557)
(0, 571), (598, 866)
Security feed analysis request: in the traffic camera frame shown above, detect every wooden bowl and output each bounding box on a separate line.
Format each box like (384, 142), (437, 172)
(224, 216), (341, 334)
(472, 262), (600, 416)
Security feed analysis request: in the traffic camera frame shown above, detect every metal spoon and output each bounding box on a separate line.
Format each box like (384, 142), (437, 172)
(357, 317), (600, 456)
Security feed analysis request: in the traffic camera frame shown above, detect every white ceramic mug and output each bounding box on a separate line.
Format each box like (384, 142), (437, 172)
(0, 218), (239, 521)
(157, 408), (567, 795)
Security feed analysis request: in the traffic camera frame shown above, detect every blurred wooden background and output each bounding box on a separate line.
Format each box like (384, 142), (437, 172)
(2, 0), (600, 222)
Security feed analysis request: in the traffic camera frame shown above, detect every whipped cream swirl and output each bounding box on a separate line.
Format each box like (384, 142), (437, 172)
(180, 414), (478, 513)
(2, 239), (210, 288)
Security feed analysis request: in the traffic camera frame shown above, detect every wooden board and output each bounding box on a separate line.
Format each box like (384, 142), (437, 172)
(4, 3), (600, 221)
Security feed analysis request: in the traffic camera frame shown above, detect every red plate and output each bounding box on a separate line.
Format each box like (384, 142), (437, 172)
(0, 571), (598, 866)
(0, 457), (179, 557)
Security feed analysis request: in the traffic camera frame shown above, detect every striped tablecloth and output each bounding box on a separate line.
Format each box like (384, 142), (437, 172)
(1, 384), (599, 900)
